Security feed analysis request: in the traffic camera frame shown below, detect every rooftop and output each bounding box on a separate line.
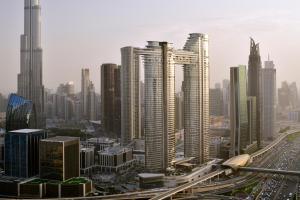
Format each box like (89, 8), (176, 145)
(41, 136), (79, 143)
(80, 146), (94, 152)
(222, 154), (251, 170)
(138, 173), (165, 179)
(99, 145), (131, 155)
(10, 129), (43, 134)
(87, 137), (115, 144)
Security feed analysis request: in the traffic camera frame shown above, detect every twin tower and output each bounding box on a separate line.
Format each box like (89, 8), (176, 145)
(121, 33), (210, 172)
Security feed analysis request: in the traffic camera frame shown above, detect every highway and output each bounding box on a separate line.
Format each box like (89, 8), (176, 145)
(150, 170), (225, 200)
(150, 129), (300, 200)
(53, 129), (300, 200)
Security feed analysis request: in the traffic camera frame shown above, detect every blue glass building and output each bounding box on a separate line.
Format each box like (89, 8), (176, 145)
(5, 94), (37, 132)
(4, 129), (47, 178)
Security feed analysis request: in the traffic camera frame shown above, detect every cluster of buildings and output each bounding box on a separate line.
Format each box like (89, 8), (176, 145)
(8, 2), (298, 195)
(230, 39), (276, 156)
(0, 94), (92, 198)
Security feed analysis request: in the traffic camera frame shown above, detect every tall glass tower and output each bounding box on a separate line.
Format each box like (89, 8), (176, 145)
(18, 0), (44, 128)
(230, 65), (249, 156)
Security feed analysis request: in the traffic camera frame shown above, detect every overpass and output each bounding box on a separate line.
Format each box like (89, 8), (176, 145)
(239, 167), (300, 176)
(149, 130), (300, 200)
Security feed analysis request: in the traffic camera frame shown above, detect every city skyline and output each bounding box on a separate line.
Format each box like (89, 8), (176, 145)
(2, 1), (300, 95)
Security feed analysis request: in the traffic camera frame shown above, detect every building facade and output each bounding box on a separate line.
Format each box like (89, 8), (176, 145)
(40, 136), (80, 181)
(247, 97), (257, 144)
(18, 0), (44, 128)
(80, 147), (95, 174)
(222, 79), (230, 118)
(210, 87), (223, 116)
(262, 58), (276, 140)
(4, 129), (47, 178)
(101, 63), (121, 138)
(230, 65), (249, 156)
(81, 69), (90, 119)
(121, 47), (141, 145)
(98, 146), (135, 173)
(183, 33), (210, 164)
(6, 94), (37, 132)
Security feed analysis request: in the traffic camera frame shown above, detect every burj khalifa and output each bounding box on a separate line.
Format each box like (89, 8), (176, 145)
(18, 0), (44, 128)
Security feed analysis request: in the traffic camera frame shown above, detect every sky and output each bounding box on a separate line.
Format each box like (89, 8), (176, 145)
(1, 0), (300, 96)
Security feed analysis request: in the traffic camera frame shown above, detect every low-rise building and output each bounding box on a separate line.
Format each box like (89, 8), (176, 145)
(80, 146), (95, 175)
(86, 137), (116, 151)
(98, 146), (135, 173)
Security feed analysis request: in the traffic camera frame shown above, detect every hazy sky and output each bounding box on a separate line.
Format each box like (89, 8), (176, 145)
(1, 0), (300, 96)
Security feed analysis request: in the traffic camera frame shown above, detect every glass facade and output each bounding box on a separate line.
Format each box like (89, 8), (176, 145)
(5, 93), (37, 132)
(4, 129), (47, 178)
(40, 137), (80, 181)
(39, 141), (64, 180)
(230, 65), (249, 156)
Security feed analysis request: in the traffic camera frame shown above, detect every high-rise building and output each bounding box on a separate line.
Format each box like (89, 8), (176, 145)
(87, 81), (96, 120)
(121, 47), (141, 145)
(230, 65), (249, 156)
(121, 33), (209, 171)
(278, 81), (291, 111)
(40, 136), (80, 181)
(4, 129), (47, 178)
(262, 58), (276, 140)
(248, 38), (262, 148)
(183, 33), (210, 164)
(222, 79), (230, 118)
(210, 87), (223, 116)
(81, 69), (95, 120)
(289, 82), (299, 109)
(101, 63), (121, 137)
(81, 69), (90, 119)
(18, 0), (44, 128)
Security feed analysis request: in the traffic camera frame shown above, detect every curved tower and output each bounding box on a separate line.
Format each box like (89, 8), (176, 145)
(248, 38), (262, 148)
(5, 93), (37, 132)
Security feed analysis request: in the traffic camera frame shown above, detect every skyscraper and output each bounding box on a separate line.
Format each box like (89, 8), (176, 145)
(121, 33), (209, 171)
(248, 38), (262, 148)
(222, 79), (230, 118)
(144, 41), (175, 171)
(262, 57), (276, 140)
(278, 81), (291, 111)
(230, 65), (248, 156)
(18, 0), (44, 128)
(81, 69), (90, 119)
(121, 47), (141, 145)
(210, 86), (223, 116)
(101, 63), (121, 138)
(87, 81), (96, 120)
(183, 33), (210, 164)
